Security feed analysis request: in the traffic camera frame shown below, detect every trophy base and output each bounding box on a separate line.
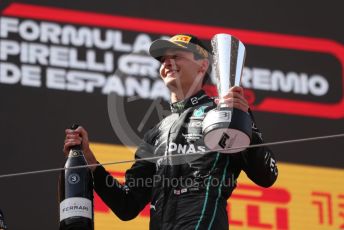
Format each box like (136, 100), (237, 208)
(202, 108), (252, 154)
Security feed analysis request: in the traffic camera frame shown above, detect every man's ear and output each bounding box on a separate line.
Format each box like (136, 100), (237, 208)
(199, 59), (209, 74)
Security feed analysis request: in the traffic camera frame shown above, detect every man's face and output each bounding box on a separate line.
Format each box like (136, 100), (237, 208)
(159, 49), (207, 93)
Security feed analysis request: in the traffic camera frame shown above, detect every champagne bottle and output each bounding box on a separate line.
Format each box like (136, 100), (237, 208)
(59, 124), (94, 230)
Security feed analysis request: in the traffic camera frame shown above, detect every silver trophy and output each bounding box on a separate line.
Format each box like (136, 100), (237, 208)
(202, 34), (252, 153)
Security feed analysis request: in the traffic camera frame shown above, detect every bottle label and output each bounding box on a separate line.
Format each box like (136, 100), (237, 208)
(60, 197), (92, 221)
(68, 149), (82, 158)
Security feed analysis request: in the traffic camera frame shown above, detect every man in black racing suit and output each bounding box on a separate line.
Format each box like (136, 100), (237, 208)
(63, 34), (278, 230)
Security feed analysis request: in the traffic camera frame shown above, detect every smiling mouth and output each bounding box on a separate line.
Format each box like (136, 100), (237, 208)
(166, 69), (179, 77)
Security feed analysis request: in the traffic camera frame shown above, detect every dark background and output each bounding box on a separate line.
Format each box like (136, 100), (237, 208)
(0, 0), (343, 229)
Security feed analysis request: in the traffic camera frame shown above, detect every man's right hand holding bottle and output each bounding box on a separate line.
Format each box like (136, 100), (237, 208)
(63, 126), (98, 172)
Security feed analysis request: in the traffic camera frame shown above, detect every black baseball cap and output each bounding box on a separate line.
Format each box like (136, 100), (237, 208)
(149, 34), (210, 61)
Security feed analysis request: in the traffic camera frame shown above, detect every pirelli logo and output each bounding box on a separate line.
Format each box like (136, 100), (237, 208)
(171, 35), (192, 44)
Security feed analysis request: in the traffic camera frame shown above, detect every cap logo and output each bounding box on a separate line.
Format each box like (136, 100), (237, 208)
(171, 35), (192, 44)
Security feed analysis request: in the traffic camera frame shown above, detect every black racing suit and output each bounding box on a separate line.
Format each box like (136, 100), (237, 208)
(93, 90), (278, 230)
